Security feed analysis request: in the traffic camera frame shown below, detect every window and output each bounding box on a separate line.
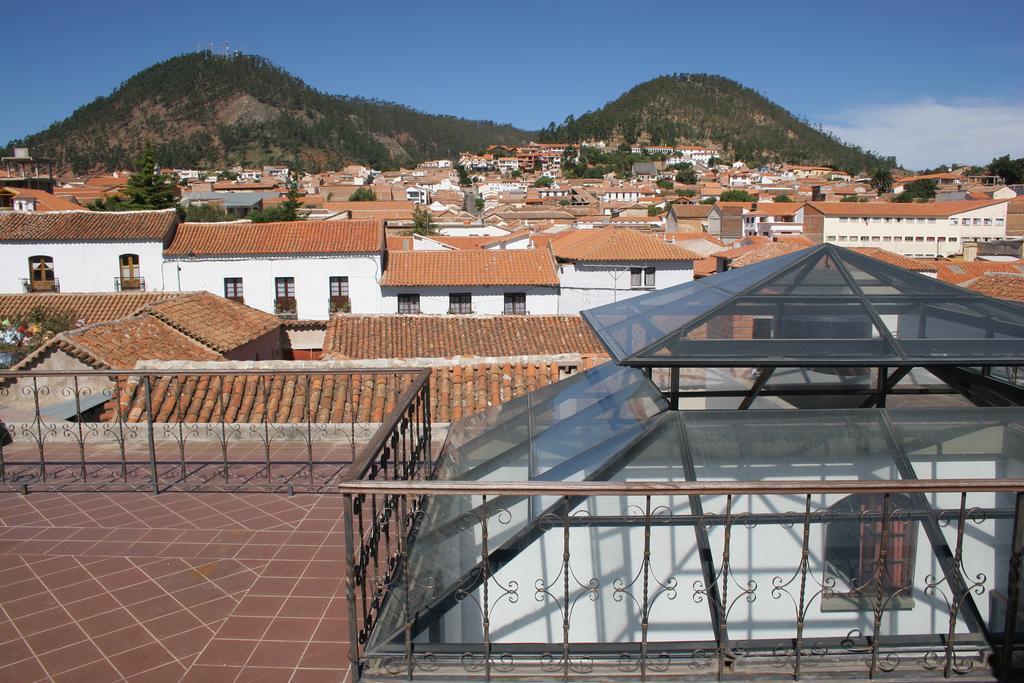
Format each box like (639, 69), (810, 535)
(27, 255), (55, 292)
(915, 236), (924, 241)
(224, 277), (244, 303)
(398, 293), (421, 314)
(839, 217), (848, 223)
(984, 218), (993, 226)
(630, 267), (656, 289)
(752, 317), (774, 339)
(997, 218), (1005, 226)
(948, 218), (958, 225)
(973, 218), (982, 226)
(448, 293), (472, 314)
(503, 292), (527, 314)
(329, 276), (350, 313)
(927, 218), (936, 224)
(823, 493), (917, 611)
(893, 236), (903, 242)
(118, 254), (142, 290)
(274, 277), (296, 315)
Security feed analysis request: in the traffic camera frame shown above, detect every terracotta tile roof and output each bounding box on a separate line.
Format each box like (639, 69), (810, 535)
(381, 249), (559, 286)
(744, 202), (805, 217)
(322, 314), (604, 359)
(103, 357), (608, 424)
(664, 232), (726, 247)
(848, 247), (938, 272)
(550, 227), (701, 262)
(931, 259), (1024, 284)
(960, 272), (1024, 303)
(0, 291), (184, 326)
(0, 209), (178, 242)
(722, 242), (810, 268)
(807, 199), (1007, 217)
(694, 256), (719, 277)
(14, 314), (223, 370)
(164, 220), (383, 256)
(144, 292), (281, 353)
(4, 187), (83, 211)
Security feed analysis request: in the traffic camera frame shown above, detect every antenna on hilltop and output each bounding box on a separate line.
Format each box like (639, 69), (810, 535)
(224, 41), (230, 55)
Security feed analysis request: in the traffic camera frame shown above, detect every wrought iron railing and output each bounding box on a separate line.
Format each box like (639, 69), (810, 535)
(20, 278), (59, 293)
(0, 367), (431, 494)
(114, 276), (145, 291)
(338, 478), (1024, 682)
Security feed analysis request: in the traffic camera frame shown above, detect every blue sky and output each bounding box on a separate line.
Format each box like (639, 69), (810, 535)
(4, 1), (1022, 169)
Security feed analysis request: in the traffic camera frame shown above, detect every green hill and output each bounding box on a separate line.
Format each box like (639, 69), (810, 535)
(4, 52), (531, 173)
(536, 74), (895, 172)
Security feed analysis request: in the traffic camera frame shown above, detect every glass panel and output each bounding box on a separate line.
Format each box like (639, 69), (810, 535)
(642, 299), (900, 362)
(750, 250), (853, 296)
(873, 298), (1024, 360)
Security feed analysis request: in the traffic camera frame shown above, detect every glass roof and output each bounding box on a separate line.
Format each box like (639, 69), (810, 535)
(367, 360), (1024, 650)
(581, 244), (1024, 367)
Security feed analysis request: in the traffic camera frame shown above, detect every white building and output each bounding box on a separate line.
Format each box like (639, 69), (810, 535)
(550, 228), (698, 313)
(805, 200), (1009, 258)
(163, 219), (385, 320)
(742, 202), (806, 237)
(380, 250), (560, 315)
(0, 209), (178, 294)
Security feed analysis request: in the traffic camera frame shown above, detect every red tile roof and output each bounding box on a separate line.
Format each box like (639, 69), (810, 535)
(381, 249), (559, 286)
(0, 291), (185, 326)
(721, 242), (809, 268)
(550, 227), (701, 261)
(3, 187), (83, 211)
(165, 220), (383, 256)
(848, 247), (938, 272)
(0, 209), (178, 242)
(14, 314), (223, 370)
(960, 273), (1024, 303)
(105, 357), (608, 424)
(322, 314), (604, 359)
(930, 259), (1024, 284)
(144, 292), (281, 353)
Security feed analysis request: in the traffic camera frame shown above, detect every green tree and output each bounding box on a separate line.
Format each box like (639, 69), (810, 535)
(455, 163), (472, 186)
(870, 168), (894, 194)
(647, 205), (664, 216)
(412, 206), (437, 235)
(656, 179), (674, 189)
(349, 186), (377, 201)
(701, 197), (718, 204)
(840, 195), (863, 202)
(279, 173), (304, 219)
(893, 179), (937, 202)
(773, 194), (793, 202)
(511, 169), (522, 178)
(186, 203), (230, 222)
(90, 144), (177, 211)
(676, 188), (696, 197)
(474, 197), (485, 211)
(533, 176), (554, 188)
(989, 155), (1024, 184)
(672, 163), (698, 184)
(719, 189), (755, 202)
(707, 157), (721, 167)
(217, 170), (238, 181)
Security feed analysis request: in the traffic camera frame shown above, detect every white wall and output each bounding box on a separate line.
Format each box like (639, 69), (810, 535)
(558, 262), (694, 314)
(380, 286), (559, 315)
(164, 254), (384, 320)
(0, 240), (166, 293)
(823, 203), (1008, 258)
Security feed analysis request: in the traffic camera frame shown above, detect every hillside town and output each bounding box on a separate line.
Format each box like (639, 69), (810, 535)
(3, 139), (1024, 681)
(2, 142), (1022, 331)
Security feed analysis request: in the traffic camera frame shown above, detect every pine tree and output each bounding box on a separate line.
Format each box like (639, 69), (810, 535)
(280, 173), (304, 220)
(91, 143), (177, 211)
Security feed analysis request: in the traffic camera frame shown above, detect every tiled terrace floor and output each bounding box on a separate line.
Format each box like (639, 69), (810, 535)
(0, 491), (351, 682)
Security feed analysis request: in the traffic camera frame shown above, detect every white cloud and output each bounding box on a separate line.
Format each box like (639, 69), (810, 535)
(821, 99), (1024, 170)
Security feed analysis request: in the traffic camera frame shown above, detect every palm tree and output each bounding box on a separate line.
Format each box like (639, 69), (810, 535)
(870, 168), (894, 195)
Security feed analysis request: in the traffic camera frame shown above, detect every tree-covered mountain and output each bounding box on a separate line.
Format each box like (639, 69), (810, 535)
(6, 57), (897, 175)
(536, 74), (896, 172)
(3, 52), (531, 173)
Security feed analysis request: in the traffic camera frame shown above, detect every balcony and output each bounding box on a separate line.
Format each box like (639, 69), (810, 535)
(0, 366), (432, 495)
(21, 277), (59, 293)
(328, 295), (351, 314)
(274, 296), (298, 319)
(114, 276), (146, 291)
